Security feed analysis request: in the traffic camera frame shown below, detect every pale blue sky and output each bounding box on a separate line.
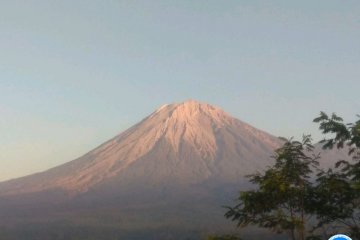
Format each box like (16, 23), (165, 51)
(1, 1), (360, 181)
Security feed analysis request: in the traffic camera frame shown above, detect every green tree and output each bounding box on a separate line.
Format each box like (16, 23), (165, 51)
(312, 112), (360, 238)
(225, 136), (321, 240)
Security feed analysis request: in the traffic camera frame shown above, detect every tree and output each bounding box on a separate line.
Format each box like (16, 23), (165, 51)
(225, 136), (321, 240)
(312, 112), (360, 238)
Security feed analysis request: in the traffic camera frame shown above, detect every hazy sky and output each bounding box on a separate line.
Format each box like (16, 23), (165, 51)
(1, 1), (360, 181)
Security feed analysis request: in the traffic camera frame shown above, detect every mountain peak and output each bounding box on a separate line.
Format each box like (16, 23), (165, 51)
(180, 99), (200, 104)
(154, 100), (210, 112)
(179, 99), (206, 107)
(177, 99), (216, 111)
(152, 100), (229, 125)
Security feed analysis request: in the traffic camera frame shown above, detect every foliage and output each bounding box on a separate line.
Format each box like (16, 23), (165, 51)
(225, 112), (360, 239)
(225, 136), (320, 240)
(313, 112), (360, 239)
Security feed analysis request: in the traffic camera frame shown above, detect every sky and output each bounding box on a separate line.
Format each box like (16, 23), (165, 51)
(1, 0), (360, 181)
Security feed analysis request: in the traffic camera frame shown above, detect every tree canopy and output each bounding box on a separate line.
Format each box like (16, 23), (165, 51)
(225, 136), (320, 240)
(225, 112), (360, 239)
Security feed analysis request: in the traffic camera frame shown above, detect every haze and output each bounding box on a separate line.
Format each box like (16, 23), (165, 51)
(1, 1), (360, 181)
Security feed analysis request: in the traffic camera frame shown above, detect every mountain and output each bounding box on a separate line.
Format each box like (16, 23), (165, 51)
(0, 100), (281, 196)
(0, 100), (348, 240)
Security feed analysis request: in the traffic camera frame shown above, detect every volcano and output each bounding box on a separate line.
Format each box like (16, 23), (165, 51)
(0, 100), (286, 239)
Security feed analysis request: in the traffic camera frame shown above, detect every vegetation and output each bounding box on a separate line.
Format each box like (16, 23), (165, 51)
(225, 136), (321, 240)
(225, 112), (360, 240)
(312, 112), (360, 238)
(207, 235), (242, 240)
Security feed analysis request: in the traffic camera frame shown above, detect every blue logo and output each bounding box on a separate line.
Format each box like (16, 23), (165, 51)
(329, 234), (352, 240)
